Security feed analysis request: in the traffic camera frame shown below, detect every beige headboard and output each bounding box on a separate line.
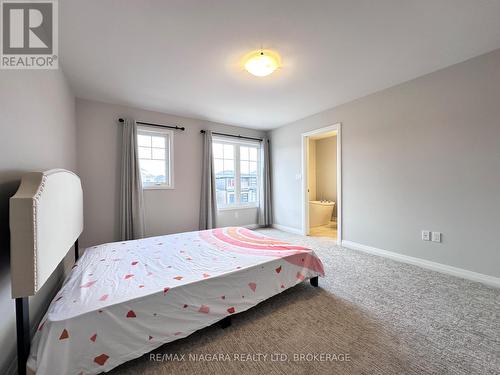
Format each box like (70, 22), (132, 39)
(10, 169), (83, 298)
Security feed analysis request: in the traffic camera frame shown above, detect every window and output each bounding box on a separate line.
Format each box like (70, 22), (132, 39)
(137, 126), (173, 189)
(213, 138), (260, 208)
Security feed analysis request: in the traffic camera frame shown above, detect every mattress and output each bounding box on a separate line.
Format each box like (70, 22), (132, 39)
(28, 227), (325, 375)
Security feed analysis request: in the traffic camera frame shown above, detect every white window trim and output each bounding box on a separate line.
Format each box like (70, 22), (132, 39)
(217, 205), (259, 211)
(213, 137), (260, 210)
(137, 125), (174, 190)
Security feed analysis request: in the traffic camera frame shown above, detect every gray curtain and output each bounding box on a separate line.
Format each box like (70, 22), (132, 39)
(120, 118), (145, 240)
(199, 130), (217, 229)
(258, 138), (273, 226)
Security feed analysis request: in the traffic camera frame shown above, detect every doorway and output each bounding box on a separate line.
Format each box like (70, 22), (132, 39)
(301, 124), (342, 244)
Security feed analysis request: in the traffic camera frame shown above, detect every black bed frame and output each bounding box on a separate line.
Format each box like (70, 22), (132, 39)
(14, 240), (317, 374)
(15, 240), (79, 375)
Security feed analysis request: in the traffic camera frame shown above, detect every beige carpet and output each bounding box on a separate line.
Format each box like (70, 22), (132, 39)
(110, 229), (500, 375)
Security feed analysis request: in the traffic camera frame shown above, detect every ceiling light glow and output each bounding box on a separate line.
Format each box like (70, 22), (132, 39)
(243, 50), (280, 77)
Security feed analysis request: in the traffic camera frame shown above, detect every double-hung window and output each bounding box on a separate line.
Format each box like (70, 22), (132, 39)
(137, 126), (174, 189)
(213, 138), (260, 209)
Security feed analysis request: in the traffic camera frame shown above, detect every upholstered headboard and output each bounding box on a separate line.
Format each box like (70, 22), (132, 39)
(10, 169), (83, 298)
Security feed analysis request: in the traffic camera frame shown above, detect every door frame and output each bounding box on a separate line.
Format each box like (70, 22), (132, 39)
(301, 123), (342, 244)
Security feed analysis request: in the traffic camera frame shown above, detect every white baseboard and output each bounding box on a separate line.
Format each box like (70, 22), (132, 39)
(243, 224), (261, 230)
(272, 224), (304, 235)
(342, 240), (500, 288)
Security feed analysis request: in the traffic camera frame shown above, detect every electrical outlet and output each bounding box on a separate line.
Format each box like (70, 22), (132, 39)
(431, 232), (441, 243)
(422, 230), (430, 241)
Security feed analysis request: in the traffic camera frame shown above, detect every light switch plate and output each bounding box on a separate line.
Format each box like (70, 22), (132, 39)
(422, 230), (430, 241)
(431, 232), (441, 243)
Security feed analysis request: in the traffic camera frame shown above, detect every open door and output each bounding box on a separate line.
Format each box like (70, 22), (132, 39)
(301, 124), (342, 244)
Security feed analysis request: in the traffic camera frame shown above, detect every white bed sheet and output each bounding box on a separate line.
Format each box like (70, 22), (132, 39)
(28, 227), (325, 375)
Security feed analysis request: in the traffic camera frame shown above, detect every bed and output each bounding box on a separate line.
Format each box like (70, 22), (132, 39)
(10, 169), (325, 375)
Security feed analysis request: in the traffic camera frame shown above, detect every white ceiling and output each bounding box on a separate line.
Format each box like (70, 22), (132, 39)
(61, 0), (500, 130)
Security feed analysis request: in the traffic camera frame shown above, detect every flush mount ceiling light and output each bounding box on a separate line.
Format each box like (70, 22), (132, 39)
(243, 50), (281, 77)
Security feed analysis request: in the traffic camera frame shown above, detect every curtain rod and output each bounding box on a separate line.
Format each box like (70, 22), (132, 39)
(118, 118), (185, 131)
(200, 130), (263, 142)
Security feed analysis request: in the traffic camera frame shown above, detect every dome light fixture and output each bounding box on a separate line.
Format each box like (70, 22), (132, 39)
(243, 50), (281, 77)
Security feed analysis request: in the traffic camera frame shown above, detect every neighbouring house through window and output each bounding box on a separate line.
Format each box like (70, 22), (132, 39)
(137, 126), (174, 189)
(213, 137), (260, 209)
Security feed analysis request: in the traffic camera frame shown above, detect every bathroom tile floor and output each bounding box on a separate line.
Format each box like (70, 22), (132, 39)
(309, 220), (337, 239)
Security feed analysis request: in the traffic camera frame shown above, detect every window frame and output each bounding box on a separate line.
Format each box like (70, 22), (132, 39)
(137, 125), (174, 190)
(213, 137), (260, 210)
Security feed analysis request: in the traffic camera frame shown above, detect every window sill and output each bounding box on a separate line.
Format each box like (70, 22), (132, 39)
(143, 185), (174, 190)
(218, 205), (258, 211)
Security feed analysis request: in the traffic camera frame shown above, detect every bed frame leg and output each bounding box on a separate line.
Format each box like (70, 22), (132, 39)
(310, 276), (319, 287)
(74, 239), (79, 261)
(220, 316), (231, 329)
(16, 297), (29, 375)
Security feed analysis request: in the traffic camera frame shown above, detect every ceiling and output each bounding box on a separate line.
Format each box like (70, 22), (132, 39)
(60, 0), (500, 130)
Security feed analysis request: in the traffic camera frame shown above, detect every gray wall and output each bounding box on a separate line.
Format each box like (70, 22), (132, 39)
(0, 69), (77, 374)
(76, 99), (265, 248)
(315, 136), (337, 217)
(271, 49), (500, 278)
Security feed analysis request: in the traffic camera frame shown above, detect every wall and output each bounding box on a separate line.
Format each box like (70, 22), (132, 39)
(76, 99), (265, 248)
(271, 48), (500, 278)
(0, 69), (77, 373)
(315, 136), (337, 217)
